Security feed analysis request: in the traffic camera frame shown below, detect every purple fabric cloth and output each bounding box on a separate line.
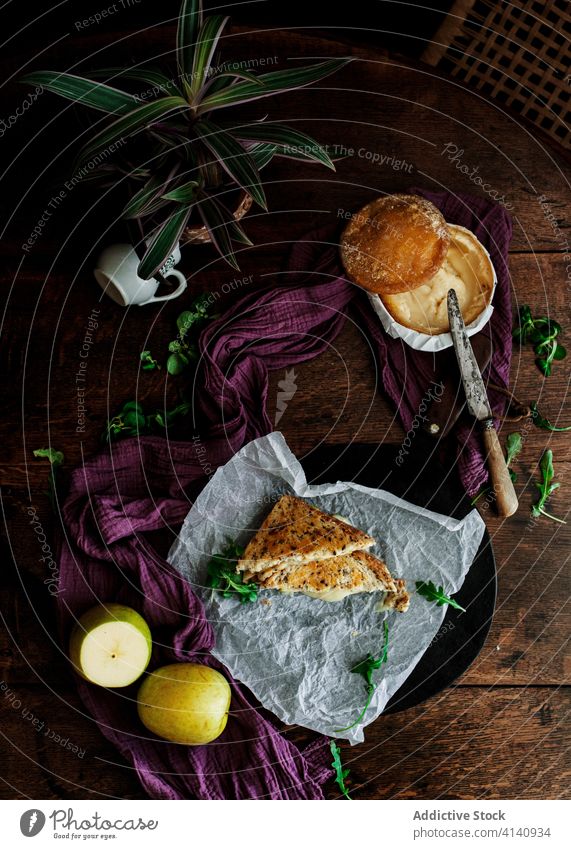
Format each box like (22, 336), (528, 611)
(56, 189), (512, 800)
(58, 439), (334, 800)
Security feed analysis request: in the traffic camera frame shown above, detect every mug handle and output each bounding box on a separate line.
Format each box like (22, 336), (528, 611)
(138, 269), (187, 305)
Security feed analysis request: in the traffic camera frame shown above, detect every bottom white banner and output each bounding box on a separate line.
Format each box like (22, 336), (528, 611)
(1, 799), (569, 848)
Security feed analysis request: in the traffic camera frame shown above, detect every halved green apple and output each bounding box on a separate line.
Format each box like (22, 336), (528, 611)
(69, 603), (152, 688)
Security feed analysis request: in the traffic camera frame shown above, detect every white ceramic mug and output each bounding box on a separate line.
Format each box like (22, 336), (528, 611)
(93, 243), (187, 306)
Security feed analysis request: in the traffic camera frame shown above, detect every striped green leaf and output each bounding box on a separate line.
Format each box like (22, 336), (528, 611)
(20, 70), (138, 114)
(138, 205), (192, 279)
(75, 96), (189, 169)
(197, 194), (240, 269)
(200, 69), (265, 98)
(177, 0), (203, 79)
(194, 119), (266, 209)
(190, 15), (229, 98)
(122, 174), (164, 218)
(162, 179), (199, 203)
(90, 67), (181, 98)
(226, 216), (253, 246)
(230, 122), (335, 169)
(248, 142), (277, 171)
(197, 58), (350, 114)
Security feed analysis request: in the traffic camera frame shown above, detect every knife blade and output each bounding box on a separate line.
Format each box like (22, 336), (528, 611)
(447, 288), (518, 517)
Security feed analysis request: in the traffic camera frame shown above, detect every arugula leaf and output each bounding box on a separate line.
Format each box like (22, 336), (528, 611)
(330, 740), (352, 800)
(531, 449), (566, 524)
(416, 580), (466, 612)
(33, 448), (64, 508)
(335, 621), (389, 733)
(33, 447), (64, 467)
(530, 401), (571, 432)
(165, 294), (218, 375)
(206, 542), (257, 603)
(505, 432), (523, 467)
(140, 350), (160, 370)
(104, 399), (190, 441)
(513, 305), (566, 376)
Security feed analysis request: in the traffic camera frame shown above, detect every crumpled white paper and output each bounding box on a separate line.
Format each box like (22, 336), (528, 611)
(168, 433), (486, 743)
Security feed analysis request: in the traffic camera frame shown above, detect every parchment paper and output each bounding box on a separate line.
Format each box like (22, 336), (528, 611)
(168, 433), (486, 743)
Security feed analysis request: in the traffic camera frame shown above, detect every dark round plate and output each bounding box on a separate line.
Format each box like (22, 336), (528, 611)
(300, 440), (496, 714)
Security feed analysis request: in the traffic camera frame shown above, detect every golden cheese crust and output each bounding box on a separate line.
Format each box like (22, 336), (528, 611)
(237, 494), (375, 574)
(340, 193), (450, 295)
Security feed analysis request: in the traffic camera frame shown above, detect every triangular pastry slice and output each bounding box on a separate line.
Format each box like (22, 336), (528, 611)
(253, 549), (399, 602)
(237, 494), (375, 574)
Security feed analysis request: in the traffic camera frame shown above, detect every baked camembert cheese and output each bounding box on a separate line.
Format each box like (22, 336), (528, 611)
(380, 225), (494, 334)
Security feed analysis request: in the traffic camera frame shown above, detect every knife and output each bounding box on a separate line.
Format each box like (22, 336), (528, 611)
(447, 289), (518, 517)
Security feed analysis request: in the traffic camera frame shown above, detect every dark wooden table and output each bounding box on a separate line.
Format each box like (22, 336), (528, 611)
(1, 25), (570, 800)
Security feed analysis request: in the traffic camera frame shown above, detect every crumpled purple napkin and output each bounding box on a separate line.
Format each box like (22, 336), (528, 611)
(57, 439), (333, 800)
(56, 189), (511, 799)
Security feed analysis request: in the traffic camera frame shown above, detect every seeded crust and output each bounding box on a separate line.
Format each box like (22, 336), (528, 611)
(253, 549), (398, 594)
(339, 193), (450, 295)
(237, 495), (375, 574)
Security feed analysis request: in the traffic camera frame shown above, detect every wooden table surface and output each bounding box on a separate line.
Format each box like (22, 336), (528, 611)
(1, 25), (570, 800)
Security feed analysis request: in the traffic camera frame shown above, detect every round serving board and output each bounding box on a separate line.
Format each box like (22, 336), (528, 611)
(300, 441), (497, 714)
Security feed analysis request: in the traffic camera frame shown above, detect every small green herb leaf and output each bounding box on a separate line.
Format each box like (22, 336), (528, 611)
(335, 621), (389, 733)
(206, 543), (257, 603)
(416, 580), (466, 612)
(514, 305), (565, 376)
(33, 448), (64, 509)
(167, 352), (188, 375)
(530, 401), (571, 432)
(330, 741), (352, 800)
(33, 448), (64, 467)
(140, 350), (160, 370)
(505, 432), (523, 467)
(531, 449), (566, 524)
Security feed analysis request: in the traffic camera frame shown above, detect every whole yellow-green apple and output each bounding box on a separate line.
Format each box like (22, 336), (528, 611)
(137, 663), (231, 745)
(69, 603), (152, 688)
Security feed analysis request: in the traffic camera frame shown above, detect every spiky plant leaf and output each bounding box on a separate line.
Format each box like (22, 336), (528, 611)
(90, 67), (182, 97)
(190, 15), (230, 98)
(199, 69), (265, 100)
(20, 70), (138, 114)
(122, 174), (165, 218)
(230, 122), (335, 169)
(162, 179), (200, 203)
(138, 205), (192, 279)
(194, 119), (266, 209)
(177, 0), (203, 81)
(248, 142), (277, 170)
(74, 96), (189, 169)
(197, 57), (351, 113)
(196, 194), (240, 270)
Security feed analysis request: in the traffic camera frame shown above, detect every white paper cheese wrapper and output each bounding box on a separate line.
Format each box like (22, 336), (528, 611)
(168, 433), (486, 744)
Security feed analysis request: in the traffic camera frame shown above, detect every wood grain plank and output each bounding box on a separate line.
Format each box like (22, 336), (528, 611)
(0, 684), (568, 799)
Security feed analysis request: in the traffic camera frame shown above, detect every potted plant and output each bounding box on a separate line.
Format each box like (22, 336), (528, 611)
(22, 0), (348, 278)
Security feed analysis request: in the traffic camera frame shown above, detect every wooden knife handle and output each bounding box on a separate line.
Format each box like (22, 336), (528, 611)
(482, 421), (519, 517)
